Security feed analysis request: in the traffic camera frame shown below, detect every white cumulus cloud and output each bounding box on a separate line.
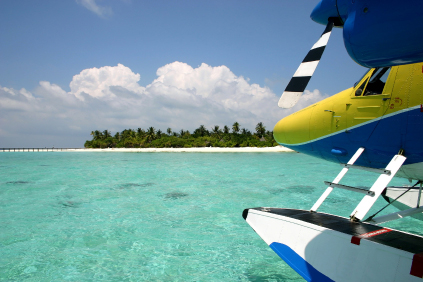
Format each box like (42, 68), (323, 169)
(0, 62), (328, 147)
(70, 64), (144, 99)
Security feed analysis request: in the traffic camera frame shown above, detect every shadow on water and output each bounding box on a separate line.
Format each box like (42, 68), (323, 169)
(6, 181), (31, 184)
(164, 192), (189, 200)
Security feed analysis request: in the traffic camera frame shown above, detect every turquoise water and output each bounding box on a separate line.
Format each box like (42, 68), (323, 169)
(0, 152), (421, 281)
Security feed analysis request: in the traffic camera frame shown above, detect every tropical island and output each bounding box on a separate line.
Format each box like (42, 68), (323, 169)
(84, 122), (279, 148)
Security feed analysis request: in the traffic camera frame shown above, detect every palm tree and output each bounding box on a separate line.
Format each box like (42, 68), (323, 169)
(156, 129), (162, 138)
(180, 129), (185, 137)
(167, 128), (172, 136)
(223, 125), (230, 134)
(92, 130), (102, 140)
(255, 122), (266, 138)
(102, 130), (111, 139)
(137, 128), (145, 138)
(241, 128), (251, 136)
(232, 122), (240, 134)
(195, 125), (208, 137)
(121, 129), (130, 140)
(146, 127), (156, 142)
(146, 127), (155, 142)
(212, 125), (222, 139)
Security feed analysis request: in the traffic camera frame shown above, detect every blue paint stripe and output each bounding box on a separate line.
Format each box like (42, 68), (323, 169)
(269, 242), (334, 282)
(280, 107), (423, 169)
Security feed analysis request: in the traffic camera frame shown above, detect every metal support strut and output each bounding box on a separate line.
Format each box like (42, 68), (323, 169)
(311, 147), (407, 223)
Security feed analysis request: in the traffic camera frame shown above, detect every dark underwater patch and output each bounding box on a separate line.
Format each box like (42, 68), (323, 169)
(6, 181), (30, 184)
(286, 185), (316, 194)
(269, 185), (316, 195)
(164, 192), (189, 199)
(268, 188), (286, 195)
(117, 183), (154, 189)
(60, 201), (80, 208)
(324, 198), (346, 204)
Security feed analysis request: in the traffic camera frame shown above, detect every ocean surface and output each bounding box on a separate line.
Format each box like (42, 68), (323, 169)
(0, 152), (421, 281)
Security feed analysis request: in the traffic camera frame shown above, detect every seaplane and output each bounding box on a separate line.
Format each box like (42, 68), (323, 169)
(243, 0), (423, 281)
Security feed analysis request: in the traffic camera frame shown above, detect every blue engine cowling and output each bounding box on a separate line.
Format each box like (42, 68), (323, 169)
(311, 0), (423, 68)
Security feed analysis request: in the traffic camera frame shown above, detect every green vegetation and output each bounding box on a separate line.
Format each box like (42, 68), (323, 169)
(84, 122), (278, 148)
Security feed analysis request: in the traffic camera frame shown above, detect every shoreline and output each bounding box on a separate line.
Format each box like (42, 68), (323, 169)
(1, 146), (295, 153)
(70, 146), (295, 153)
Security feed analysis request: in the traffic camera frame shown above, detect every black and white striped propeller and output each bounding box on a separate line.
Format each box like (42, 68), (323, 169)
(278, 19), (335, 108)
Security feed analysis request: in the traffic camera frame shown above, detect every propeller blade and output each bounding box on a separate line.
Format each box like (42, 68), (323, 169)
(278, 19), (334, 108)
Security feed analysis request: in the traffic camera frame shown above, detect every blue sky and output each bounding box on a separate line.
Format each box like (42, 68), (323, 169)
(0, 0), (365, 147)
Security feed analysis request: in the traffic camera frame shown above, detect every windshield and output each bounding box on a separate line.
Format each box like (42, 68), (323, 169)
(354, 68), (374, 87)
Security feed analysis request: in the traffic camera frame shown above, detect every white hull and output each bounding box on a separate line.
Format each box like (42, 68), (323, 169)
(243, 208), (423, 282)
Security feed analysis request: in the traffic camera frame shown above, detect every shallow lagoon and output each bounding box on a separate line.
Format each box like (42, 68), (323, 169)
(0, 152), (419, 281)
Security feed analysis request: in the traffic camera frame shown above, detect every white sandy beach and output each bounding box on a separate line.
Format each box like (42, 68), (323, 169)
(68, 146), (295, 153)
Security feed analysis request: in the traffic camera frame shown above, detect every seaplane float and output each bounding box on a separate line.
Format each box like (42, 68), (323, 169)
(243, 0), (423, 281)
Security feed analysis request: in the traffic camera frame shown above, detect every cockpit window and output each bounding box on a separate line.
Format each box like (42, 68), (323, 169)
(354, 69), (371, 87)
(355, 78), (369, 96)
(363, 67), (391, 96)
(354, 67), (391, 96)
(378, 67), (391, 84)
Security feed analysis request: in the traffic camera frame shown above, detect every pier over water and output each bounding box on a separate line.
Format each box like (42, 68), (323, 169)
(0, 148), (83, 152)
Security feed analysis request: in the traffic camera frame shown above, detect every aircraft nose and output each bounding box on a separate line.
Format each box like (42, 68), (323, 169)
(273, 110), (312, 146)
(273, 118), (289, 145)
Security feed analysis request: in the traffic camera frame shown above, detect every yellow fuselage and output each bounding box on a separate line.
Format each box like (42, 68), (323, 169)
(273, 62), (423, 180)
